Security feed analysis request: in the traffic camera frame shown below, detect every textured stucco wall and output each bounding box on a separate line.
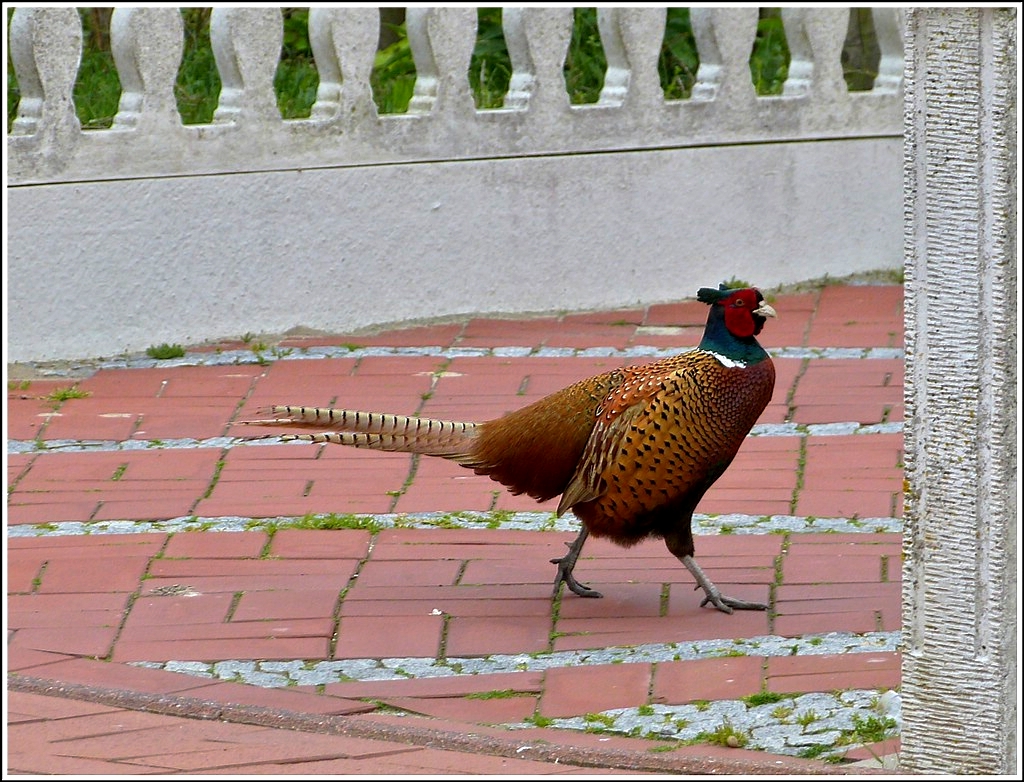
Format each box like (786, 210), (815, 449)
(8, 137), (901, 362)
(902, 6), (1018, 775)
(6, 7), (905, 363)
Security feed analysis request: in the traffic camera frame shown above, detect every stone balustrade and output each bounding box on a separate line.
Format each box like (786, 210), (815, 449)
(8, 7), (905, 183)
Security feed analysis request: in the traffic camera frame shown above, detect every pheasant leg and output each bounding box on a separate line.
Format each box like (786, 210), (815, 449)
(680, 554), (768, 614)
(550, 527), (603, 598)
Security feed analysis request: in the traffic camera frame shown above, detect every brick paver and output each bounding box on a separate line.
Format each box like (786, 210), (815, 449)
(6, 281), (906, 774)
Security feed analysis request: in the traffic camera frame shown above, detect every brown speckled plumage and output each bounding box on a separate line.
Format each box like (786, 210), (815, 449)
(560, 353), (775, 551)
(245, 286), (777, 613)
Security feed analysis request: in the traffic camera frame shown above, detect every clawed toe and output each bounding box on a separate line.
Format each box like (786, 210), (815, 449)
(682, 554), (768, 614)
(698, 589), (769, 613)
(549, 528), (602, 598)
(551, 555), (603, 598)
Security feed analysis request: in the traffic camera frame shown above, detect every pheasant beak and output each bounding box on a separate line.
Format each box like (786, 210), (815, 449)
(754, 301), (777, 319)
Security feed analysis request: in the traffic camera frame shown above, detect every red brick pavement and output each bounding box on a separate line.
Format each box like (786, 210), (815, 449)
(6, 282), (905, 774)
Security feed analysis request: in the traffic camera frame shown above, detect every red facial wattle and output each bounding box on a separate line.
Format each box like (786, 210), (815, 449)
(722, 290), (762, 338)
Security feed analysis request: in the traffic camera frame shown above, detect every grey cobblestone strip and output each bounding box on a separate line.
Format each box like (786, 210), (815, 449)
(4, 511), (902, 538)
(17, 345), (904, 378)
(135, 631), (899, 684)
(129, 631), (901, 760)
(527, 688), (901, 760)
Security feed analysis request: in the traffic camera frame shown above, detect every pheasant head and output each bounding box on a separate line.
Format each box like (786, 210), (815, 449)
(696, 284), (777, 366)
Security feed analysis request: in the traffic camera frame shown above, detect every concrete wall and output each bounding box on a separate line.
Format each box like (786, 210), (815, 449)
(901, 7), (1018, 775)
(7, 6), (905, 362)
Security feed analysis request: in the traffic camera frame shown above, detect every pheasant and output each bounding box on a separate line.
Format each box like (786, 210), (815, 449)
(243, 285), (777, 613)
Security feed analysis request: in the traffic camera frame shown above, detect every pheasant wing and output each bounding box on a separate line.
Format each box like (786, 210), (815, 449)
(557, 353), (745, 520)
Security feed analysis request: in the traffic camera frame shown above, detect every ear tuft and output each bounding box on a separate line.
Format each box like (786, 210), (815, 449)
(697, 287), (725, 305)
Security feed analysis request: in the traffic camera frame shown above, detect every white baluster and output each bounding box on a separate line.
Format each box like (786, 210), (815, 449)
(598, 9), (627, 107)
(110, 8), (184, 130)
(501, 8), (534, 110)
(781, 8), (849, 99)
(871, 8), (905, 94)
(597, 7), (666, 108)
(689, 8), (758, 103)
(211, 7), (283, 124)
(8, 7), (82, 137)
(406, 8), (437, 113)
(308, 7), (379, 123)
(406, 7), (477, 115)
(503, 7), (573, 113)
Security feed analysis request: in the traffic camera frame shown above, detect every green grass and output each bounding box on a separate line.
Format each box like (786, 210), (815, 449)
(45, 386), (91, 404)
(266, 512), (385, 534)
(740, 690), (792, 707)
(465, 689), (532, 700)
(713, 648), (747, 658)
(796, 712), (899, 762)
(692, 720), (748, 748)
(849, 713), (898, 744)
(749, 12), (791, 95)
(771, 704), (795, 720)
(8, 7), (843, 131)
(797, 743), (836, 760)
(795, 709), (821, 727)
(146, 343), (186, 360)
(647, 743), (680, 753)
(524, 713), (554, 728)
(583, 712), (617, 728)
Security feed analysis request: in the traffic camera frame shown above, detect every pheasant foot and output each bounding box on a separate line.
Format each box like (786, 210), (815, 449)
(550, 527), (603, 598)
(680, 554), (768, 614)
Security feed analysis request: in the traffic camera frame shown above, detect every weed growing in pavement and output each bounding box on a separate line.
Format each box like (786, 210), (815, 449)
(39, 385), (91, 413)
(692, 720), (748, 748)
(849, 713), (898, 744)
(466, 689), (532, 700)
(525, 713), (554, 728)
(740, 690), (791, 707)
(581, 713), (618, 732)
(798, 743), (838, 761)
(648, 744), (681, 753)
(795, 709), (821, 727)
(796, 712), (899, 764)
(713, 648), (747, 658)
(146, 343), (186, 360)
(275, 513), (386, 534)
(45, 386), (90, 404)
(771, 704), (795, 720)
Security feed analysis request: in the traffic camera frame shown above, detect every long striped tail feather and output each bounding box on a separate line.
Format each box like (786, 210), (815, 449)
(240, 404), (479, 458)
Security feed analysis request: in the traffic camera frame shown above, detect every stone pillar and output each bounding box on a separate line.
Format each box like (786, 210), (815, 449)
(902, 7), (1017, 775)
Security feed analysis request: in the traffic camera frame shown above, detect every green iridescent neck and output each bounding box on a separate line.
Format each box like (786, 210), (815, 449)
(697, 308), (771, 365)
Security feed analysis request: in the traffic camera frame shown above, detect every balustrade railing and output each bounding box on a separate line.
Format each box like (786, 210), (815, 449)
(8, 7), (905, 184)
